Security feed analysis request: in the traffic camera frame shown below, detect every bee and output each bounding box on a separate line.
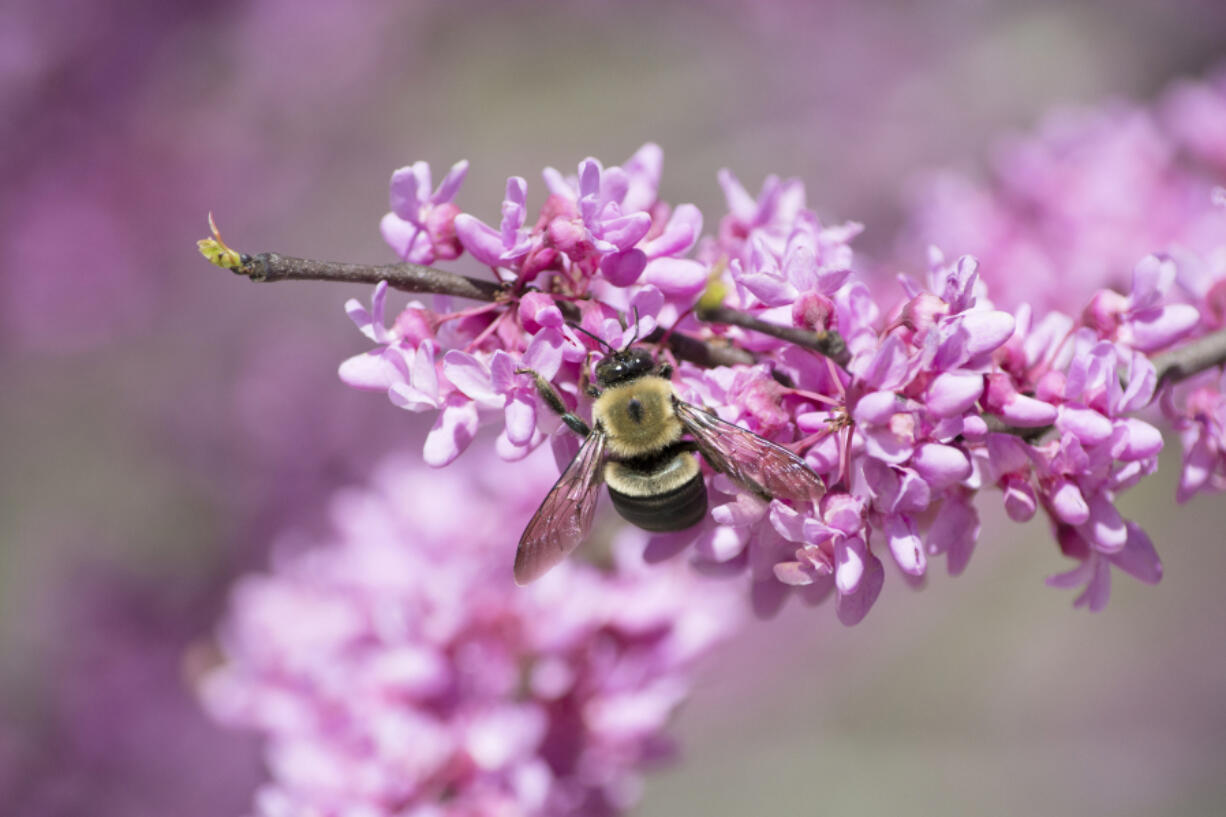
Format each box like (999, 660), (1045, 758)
(514, 342), (826, 584)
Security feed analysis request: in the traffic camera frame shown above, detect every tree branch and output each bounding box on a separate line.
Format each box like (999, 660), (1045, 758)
(198, 226), (1226, 417)
(696, 304), (851, 368)
(198, 228), (754, 368)
(1152, 329), (1226, 388)
(233, 252), (508, 302)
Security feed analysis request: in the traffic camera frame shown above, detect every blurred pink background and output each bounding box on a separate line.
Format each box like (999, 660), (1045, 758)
(3, 1), (1225, 814)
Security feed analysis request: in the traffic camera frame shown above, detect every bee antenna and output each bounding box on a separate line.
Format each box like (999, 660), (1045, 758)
(567, 321), (615, 353)
(625, 306), (642, 349)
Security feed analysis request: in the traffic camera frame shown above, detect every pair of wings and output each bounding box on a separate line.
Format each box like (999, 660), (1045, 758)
(513, 400), (825, 584)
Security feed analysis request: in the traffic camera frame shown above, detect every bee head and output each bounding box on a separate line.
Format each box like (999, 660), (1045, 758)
(594, 347), (655, 386)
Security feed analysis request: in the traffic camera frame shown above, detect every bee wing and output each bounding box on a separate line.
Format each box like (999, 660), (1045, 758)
(514, 429), (607, 585)
(674, 400), (824, 504)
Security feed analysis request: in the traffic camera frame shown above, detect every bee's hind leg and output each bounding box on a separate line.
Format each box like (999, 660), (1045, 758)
(516, 368), (591, 437)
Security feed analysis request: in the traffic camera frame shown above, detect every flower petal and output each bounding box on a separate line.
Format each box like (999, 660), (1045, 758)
(423, 398), (479, 467)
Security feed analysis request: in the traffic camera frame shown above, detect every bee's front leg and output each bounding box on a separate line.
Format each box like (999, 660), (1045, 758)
(517, 368), (591, 437)
(579, 351), (602, 399)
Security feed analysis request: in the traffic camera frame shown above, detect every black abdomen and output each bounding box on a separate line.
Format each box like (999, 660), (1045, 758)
(607, 471), (708, 532)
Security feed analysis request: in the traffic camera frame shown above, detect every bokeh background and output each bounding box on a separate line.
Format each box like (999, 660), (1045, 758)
(3, 1), (1226, 814)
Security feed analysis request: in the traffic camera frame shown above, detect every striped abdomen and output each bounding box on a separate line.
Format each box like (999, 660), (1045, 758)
(604, 446), (707, 532)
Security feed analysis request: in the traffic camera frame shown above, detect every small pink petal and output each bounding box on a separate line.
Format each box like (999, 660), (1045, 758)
(380, 212), (427, 261)
(521, 328), (564, 381)
(694, 525), (747, 562)
(999, 394), (1057, 426)
(834, 536), (864, 594)
(859, 334), (912, 391)
(928, 495), (979, 575)
(1003, 478), (1037, 522)
(519, 292), (564, 329)
(960, 310), (1015, 356)
(718, 169), (758, 223)
(1107, 523), (1163, 585)
(1050, 480), (1090, 525)
(738, 273), (796, 306)
(504, 394), (536, 445)
(1128, 254), (1174, 310)
(643, 258), (709, 296)
(339, 349), (405, 391)
(1125, 304), (1200, 351)
(433, 159), (469, 203)
(774, 561), (815, 586)
(388, 162), (428, 219)
(442, 351), (500, 407)
(1117, 418), (1163, 461)
(1057, 405), (1114, 445)
(853, 390), (901, 426)
(600, 249), (647, 286)
(454, 213), (505, 267)
(884, 515), (926, 576)
(911, 443), (971, 489)
(423, 398), (479, 467)
(601, 212), (653, 250)
(1083, 492), (1127, 554)
(926, 372), (984, 417)
(1078, 557), (1112, 611)
(640, 203), (702, 258)
(834, 542), (883, 626)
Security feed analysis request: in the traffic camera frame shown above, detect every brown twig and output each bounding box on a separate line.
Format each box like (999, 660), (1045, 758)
(233, 252), (507, 302)
(198, 227), (1226, 419)
(983, 414), (1051, 443)
(696, 304), (851, 368)
(1152, 329), (1226, 388)
(198, 231), (754, 368)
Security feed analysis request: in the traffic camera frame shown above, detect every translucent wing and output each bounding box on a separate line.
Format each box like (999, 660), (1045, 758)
(674, 400), (824, 504)
(514, 429), (607, 585)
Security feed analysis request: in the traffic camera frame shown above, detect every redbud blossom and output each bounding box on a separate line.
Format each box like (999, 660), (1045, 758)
(337, 70), (1226, 621)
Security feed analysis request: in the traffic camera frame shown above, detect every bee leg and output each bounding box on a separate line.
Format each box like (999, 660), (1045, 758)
(655, 362), (673, 380)
(517, 367), (591, 437)
(579, 352), (603, 399)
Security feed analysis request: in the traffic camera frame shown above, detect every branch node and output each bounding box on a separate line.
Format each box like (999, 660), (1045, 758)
(697, 304), (852, 368)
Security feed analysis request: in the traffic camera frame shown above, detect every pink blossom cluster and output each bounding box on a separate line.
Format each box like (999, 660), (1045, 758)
(899, 67), (1226, 315)
(340, 74), (1226, 621)
(901, 69), (1226, 514)
(200, 450), (735, 817)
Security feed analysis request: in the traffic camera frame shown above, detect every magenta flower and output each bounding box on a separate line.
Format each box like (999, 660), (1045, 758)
(1082, 255), (1199, 351)
(901, 76), (1226, 315)
(455, 175), (537, 270)
(381, 159), (469, 265)
(328, 70), (1226, 621)
(200, 451), (736, 817)
(443, 327), (565, 458)
(1164, 369), (1226, 502)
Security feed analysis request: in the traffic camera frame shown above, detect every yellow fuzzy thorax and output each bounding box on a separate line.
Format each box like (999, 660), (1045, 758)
(592, 377), (683, 458)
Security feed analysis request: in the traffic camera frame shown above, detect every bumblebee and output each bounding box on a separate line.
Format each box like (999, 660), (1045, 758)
(514, 345), (825, 584)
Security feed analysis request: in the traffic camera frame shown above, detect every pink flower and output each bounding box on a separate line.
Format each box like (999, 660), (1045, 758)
(336, 81), (1226, 621)
(200, 450), (736, 817)
(381, 160), (469, 264)
(1164, 370), (1226, 502)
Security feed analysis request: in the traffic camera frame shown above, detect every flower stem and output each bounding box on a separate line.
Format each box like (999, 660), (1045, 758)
(229, 252), (507, 302)
(696, 304), (852, 368)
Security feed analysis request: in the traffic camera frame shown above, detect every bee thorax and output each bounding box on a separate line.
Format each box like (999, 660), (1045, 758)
(592, 377), (682, 458)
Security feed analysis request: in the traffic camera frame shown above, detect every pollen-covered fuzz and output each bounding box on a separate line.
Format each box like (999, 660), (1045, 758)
(200, 450), (735, 817)
(339, 70), (1226, 623)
